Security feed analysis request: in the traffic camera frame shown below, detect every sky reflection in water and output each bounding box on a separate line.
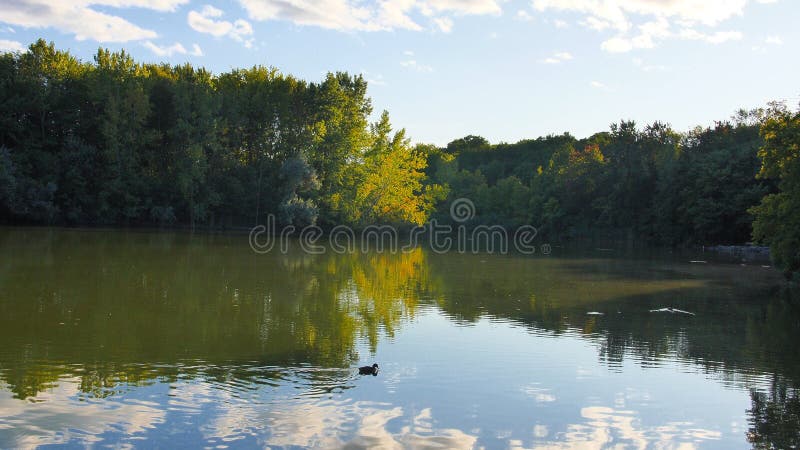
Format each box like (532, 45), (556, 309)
(0, 228), (797, 449)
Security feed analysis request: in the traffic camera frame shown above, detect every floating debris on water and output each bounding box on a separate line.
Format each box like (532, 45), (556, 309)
(586, 311), (604, 316)
(650, 307), (696, 316)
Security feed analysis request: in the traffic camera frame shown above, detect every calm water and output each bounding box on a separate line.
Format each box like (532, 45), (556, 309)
(1, 228), (799, 449)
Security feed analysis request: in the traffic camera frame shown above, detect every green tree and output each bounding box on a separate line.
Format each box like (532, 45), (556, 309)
(750, 104), (800, 274)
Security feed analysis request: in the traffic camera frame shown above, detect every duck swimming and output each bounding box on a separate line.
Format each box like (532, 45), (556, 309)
(359, 363), (379, 376)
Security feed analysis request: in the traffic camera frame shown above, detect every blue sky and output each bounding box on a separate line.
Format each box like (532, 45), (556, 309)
(0, 0), (798, 145)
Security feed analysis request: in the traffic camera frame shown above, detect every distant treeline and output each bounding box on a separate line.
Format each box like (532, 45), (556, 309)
(423, 108), (800, 274)
(1, 40), (798, 273)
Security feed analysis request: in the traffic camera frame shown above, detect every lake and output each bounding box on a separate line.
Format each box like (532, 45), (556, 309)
(0, 227), (798, 449)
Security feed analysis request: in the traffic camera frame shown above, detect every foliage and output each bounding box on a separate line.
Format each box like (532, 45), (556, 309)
(0, 40), (441, 228)
(335, 111), (445, 226)
(750, 104), (800, 274)
(429, 117), (775, 246)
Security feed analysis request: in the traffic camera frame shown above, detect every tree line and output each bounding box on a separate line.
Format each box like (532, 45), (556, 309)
(0, 39), (442, 231)
(0, 40), (798, 273)
(422, 105), (799, 275)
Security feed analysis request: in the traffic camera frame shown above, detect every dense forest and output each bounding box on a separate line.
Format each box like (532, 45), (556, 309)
(1, 40), (799, 273)
(0, 39), (442, 231)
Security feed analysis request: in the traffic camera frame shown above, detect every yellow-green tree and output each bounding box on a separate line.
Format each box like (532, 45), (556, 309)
(336, 111), (446, 226)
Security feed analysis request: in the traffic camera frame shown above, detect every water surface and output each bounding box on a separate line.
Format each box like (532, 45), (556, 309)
(0, 228), (798, 448)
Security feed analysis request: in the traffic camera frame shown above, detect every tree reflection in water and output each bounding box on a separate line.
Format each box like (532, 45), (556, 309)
(0, 228), (799, 448)
(748, 379), (800, 449)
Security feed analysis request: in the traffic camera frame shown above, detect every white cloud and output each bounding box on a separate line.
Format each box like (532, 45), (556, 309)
(239, 0), (380, 30)
(534, 0), (749, 29)
(0, 39), (25, 52)
(765, 35), (783, 45)
(403, 49), (414, 56)
(361, 69), (386, 86)
(188, 5), (254, 47)
(433, 16), (453, 32)
(601, 36), (633, 52)
(188, 5), (227, 36)
(0, 0), (188, 42)
(540, 51), (573, 64)
(590, 80), (608, 89)
(424, 0), (501, 15)
(600, 17), (668, 52)
(236, 0), (500, 32)
(534, 0), (629, 31)
(143, 40), (187, 56)
(88, 0), (186, 11)
(534, 0), (768, 52)
(190, 43), (203, 56)
(632, 57), (667, 72)
(516, 10), (533, 21)
(581, 16), (611, 31)
(638, 17), (670, 40)
(677, 28), (742, 44)
(400, 59), (434, 72)
(599, 16), (742, 53)
(553, 19), (568, 28)
(376, 0), (423, 31)
(702, 30), (743, 44)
